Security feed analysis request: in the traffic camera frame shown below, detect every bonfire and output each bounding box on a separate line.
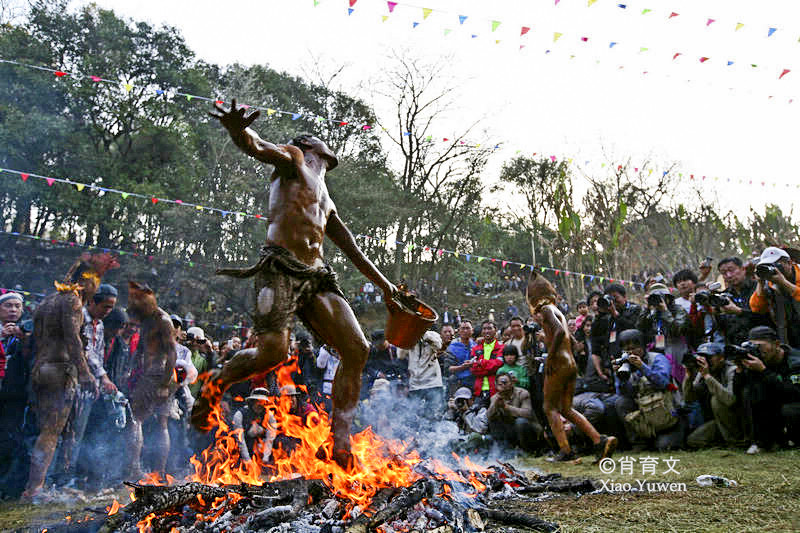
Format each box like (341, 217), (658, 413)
(57, 357), (598, 532)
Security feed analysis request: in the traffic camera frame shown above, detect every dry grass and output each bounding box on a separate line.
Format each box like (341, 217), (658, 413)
(517, 448), (800, 532)
(1, 449), (798, 532)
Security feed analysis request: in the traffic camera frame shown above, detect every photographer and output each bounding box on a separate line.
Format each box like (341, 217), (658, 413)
(714, 257), (763, 346)
(749, 247), (800, 348)
(186, 327), (217, 399)
(735, 326), (800, 454)
(613, 329), (683, 451)
(637, 283), (689, 362)
(487, 372), (543, 453)
(683, 343), (742, 449)
(446, 387), (488, 437)
(397, 329), (444, 413)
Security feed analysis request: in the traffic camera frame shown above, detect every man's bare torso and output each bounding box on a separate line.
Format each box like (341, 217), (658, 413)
(265, 145), (335, 268)
(33, 292), (82, 366)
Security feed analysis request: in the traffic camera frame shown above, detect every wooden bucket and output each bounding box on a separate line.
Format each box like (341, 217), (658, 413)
(385, 292), (438, 349)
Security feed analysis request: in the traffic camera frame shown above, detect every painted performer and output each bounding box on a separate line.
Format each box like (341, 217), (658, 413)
(526, 271), (617, 462)
(23, 253), (119, 499)
(192, 99), (397, 469)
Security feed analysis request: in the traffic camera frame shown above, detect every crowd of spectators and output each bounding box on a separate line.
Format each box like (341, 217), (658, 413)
(0, 247), (798, 500)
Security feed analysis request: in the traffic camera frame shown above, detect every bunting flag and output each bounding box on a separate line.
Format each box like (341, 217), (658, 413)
(387, 1), (397, 13)
(780, 68), (791, 79)
(735, 22), (744, 31)
(491, 20), (501, 32)
(422, 7), (432, 19)
(553, 32), (562, 42)
(768, 27), (777, 37)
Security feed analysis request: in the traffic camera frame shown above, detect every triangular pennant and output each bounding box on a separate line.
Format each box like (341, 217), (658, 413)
(491, 20), (501, 32)
(412, 21), (419, 28)
(768, 27), (777, 37)
(459, 15), (467, 24)
(501, 260), (508, 268)
(20, 173), (29, 182)
(348, 8), (354, 15)
(669, 12), (679, 19)
(121, 192), (129, 199)
(444, 28), (451, 36)
(151, 197), (158, 204)
(700, 57), (709, 63)
(387, 1), (397, 12)
(76, 184), (84, 192)
(46, 178), (55, 186)
(553, 32), (563, 42)
(706, 18), (715, 26)
(521, 26), (530, 36)
(291, 113), (301, 120)
(465, 254), (471, 262)
(382, 15), (388, 22)
(266, 108), (277, 116)
(641, 8), (651, 14)
(727, 60), (734, 66)
(609, 41), (617, 48)
(423, 8), (432, 19)
(477, 256), (485, 263)
(349, 0), (358, 6)
(673, 52), (682, 60)
(90, 75), (101, 82)
(588, 0), (598, 6)
(186, 95), (193, 101)
(735, 22), (744, 31)
(779, 68), (791, 79)
(640, 47), (648, 52)
(54, 70), (67, 77)
(124, 83), (133, 92)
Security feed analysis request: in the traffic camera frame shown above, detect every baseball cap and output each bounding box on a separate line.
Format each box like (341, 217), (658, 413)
(696, 342), (724, 356)
(170, 314), (183, 329)
(646, 283), (671, 296)
(96, 283), (118, 298)
(246, 387), (270, 402)
(370, 378), (391, 395)
(453, 387), (473, 401)
(279, 385), (301, 396)
(186, 326), (205, 341)
(757, 246), (790, 265)
(749, 326), (779, 341)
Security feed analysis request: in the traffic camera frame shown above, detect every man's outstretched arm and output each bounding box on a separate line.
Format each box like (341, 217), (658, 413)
(209, 98), (295, 166)
(326, 212), (397, 302)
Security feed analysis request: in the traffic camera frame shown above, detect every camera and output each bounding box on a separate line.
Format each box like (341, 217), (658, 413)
(724, 341), (761, 362)
(755, 263), (778, 280)
(523, 322), (542, 334)
(597, 294), (614, 311)
(614, 352), (632, 381)
(694, 281), (732, 308)
(647, 293), (665, 307)
(175, 365), (187, 384)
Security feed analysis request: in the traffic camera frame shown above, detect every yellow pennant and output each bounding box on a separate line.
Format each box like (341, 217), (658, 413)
(735, 22), (744, 31)
(123, 83), (132, 92)
(588, 0), (598, 6)
(422, 7), (432, 19)
(266, 108), (277, 116)
(553, 32), (563, 42)
(76, 184), (85, 192)
(382, 15), (388, 22)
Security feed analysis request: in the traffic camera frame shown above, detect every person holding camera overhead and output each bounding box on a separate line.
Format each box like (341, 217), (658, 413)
(637, 283), (690, 363)
(749, 247), (800, 349)
(733, 326), (800, 454)
(612, 329), (683, 451)
(682, 343), (743, 449)
(186, 327), (218, 399)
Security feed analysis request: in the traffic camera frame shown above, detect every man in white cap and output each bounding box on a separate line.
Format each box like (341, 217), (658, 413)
(187, 326), (216, 399)
(750, 247), (800, 348)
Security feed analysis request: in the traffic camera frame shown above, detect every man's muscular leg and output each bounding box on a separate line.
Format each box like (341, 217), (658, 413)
(302, 292), (369, 469)
(191, 330), (289, 431)
(559, 376), (602, 444)
(543, 372), (572, 454)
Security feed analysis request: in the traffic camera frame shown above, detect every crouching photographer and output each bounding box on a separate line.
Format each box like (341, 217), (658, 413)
(749, 247), (800, 349)
(446, 387), (489, 452)
(683, 343), (743, 448)
(613, 329), (684, 451)
(734, 326), (800, 454)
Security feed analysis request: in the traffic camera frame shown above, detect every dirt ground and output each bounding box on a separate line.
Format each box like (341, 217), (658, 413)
(1, 448), (798, 532)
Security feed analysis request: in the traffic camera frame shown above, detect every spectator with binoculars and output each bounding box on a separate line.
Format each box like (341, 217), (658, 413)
(749, 247), (800, 349)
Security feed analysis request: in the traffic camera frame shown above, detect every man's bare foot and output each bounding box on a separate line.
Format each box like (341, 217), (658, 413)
(190, 369), (223, 433)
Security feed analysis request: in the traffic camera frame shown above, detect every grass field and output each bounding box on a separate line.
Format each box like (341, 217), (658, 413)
(518, 448), (800, 532)
(1, 448), (798, 532)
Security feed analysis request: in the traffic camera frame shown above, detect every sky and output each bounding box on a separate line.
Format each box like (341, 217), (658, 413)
(76, 0), (800, 216)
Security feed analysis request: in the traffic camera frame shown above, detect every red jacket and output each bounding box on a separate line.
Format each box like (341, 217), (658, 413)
(470, 340), (505, 396)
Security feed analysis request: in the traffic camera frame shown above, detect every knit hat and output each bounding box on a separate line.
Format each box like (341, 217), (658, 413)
(0, 292), (23, 305)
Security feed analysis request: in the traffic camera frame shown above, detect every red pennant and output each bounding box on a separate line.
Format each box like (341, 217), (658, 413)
(554, 270), (560, 275)
(215, 99), (224, 104)
(521, 26), (530, 36)
(54, 70), (67, 77)
(669, 12), (679, 19)
(349, 0), (357, 6)
(779, 68), (791, 80)
(46, 178), (55, 186)
(339, 121), (348, 126)
(151, 197), (158, 204)
(255, 214), (262, 219)
(672, 52), (682, 60)
(581, 36), (588, 42)
(20, 173), (29, 182)
(443, 138), (449, 141)
(699, 57), (709, 63)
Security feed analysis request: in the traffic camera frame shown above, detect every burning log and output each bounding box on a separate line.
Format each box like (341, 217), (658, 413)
(474, 508), (560, 532)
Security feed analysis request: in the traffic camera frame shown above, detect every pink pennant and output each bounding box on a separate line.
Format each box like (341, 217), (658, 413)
(90, 75), (101, 82)
(581, 37), (588, 42)
(175, 199), (183, 204)
(634, 167), (638, 172)
(387, 1), (397, 12)
(699, 57), (709, 63)
(669, 12), (679, 19)
(706, 18), (715, 26)
(20, 173), (29, 182)
(46, 178), (55, 186)
(779, 68), (791, 79)
(521, 26), (530, 36)
(549, 155), (556, 162)
(151, 197), (159, 204)
(501, 260), (508, 268)
(437, 249), (444, 256)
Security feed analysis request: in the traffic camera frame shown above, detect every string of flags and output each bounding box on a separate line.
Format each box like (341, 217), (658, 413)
(338, 0), (800, 46)
(0, 58), (495, 149)
(325, 1), (795, 86)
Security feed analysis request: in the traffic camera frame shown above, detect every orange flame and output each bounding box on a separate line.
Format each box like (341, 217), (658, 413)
(106, 499), (121, 515)
(137, 513), (155, 533)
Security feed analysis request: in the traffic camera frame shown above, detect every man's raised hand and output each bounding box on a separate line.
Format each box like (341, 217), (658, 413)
(208, 97), (261, 133)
